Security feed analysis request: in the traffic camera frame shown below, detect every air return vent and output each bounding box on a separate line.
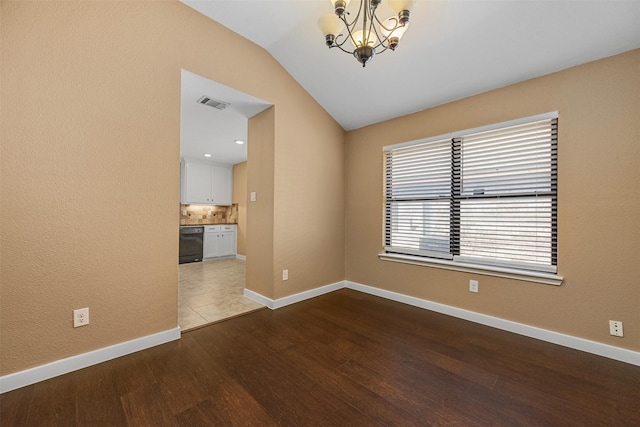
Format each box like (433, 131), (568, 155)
(196, 96), (230, 110)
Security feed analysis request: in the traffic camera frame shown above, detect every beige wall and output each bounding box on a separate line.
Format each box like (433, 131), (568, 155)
(1, 1), (345, 375)
(3, 0), (634, 381)
(232, 162), (247, 256)
(272, 98), (346, 299)
(345, 50), (640, 352)
(246, 108), (276, 298)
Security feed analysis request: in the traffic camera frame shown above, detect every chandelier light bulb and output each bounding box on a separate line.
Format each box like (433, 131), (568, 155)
(351, 30), (378, 49)
(381, 17), (409, 49)
(318, 13), (345, 46)
(388, 0), (413, 24)
(388, 0), (414, 14)
(330, 0), (351, 16)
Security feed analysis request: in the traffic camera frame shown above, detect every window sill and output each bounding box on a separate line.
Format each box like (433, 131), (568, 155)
(378, 253), (563, 286)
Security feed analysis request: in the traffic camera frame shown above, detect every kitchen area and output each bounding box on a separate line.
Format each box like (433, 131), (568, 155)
(178, 70), (271, 330)
(179, 158), (238, 265)
(178, 157), (263, 330)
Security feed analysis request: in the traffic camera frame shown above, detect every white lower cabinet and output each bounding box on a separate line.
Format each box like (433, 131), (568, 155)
(204, 225), (237, 259)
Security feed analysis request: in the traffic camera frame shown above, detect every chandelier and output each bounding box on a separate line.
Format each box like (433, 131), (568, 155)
(318, 0), (414, 67)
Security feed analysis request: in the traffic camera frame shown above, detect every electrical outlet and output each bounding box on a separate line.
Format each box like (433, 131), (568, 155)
(282, 269), (288, 281)
(208, 210), (212, 216)
(73, 308), (90, 328)
(609, 320), (623, 337)
(181, 209), (187, 216)
(469, 279), (479, 293)
(250, 192), (257, 202)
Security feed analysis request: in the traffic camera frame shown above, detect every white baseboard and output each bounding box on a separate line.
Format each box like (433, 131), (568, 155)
(243, 288), (275, 308)
(345, 281), (640, 367)
(245, 279), (640, 366)
(5, 279), (638, 394)
(244, 281), (345, 310)
(245, 280), (640, 366)
(236, 254), (246, 261)
(0, 327), (181, 394)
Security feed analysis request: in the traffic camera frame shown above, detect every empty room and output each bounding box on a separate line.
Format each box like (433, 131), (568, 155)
(1, 0), (639, 425)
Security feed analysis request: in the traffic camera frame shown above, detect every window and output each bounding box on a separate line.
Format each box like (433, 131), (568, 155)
(384, 113), (558, 278)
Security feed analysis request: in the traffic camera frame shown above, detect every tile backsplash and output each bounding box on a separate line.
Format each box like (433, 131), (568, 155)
(180, 203), (238, 225)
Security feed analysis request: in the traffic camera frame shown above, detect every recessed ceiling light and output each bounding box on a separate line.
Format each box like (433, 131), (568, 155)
(235, 140), (245, 145)
(203, 153), (212, 157)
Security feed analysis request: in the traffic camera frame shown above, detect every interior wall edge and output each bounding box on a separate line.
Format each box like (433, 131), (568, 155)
(244, 281), (345, 310)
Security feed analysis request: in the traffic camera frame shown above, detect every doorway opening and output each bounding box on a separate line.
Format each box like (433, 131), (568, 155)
(178, 69), (271, 330)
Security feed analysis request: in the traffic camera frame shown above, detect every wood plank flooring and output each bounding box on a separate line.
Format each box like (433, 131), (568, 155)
(2, 289), (639, 426)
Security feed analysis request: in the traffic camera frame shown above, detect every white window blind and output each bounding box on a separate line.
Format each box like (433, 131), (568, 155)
(384, 115), (558, 273)
(385, 138), (453, 259)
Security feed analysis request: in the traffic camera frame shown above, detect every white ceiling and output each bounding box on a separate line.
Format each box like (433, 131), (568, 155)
(181, 0), (640, 133)
(180, 69), (271, 165)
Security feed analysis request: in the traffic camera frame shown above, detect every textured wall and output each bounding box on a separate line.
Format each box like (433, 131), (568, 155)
(345, 50), (640, 351)
(246, 108), (276, 299)
(232, 162), (247, 256)
(272, 96), (347, 299)
(0, 1), (345, 375)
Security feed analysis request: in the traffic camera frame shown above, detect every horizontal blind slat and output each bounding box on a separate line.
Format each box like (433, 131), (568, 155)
(385, 116), (557, 272)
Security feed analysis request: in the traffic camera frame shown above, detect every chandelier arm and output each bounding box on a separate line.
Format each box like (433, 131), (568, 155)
(330, 42), (356, 55)
(374, 44), (391, 55)
(370, 18), (385, 49)
(335, 28), (357, 51)
(336, 1), (366, 50)
(333, 15), (357, 53)
(342, 1), (364, 30)
(379, 16), (401, 32)
(366, 3), (378, 46)
(332, 31), (355, 53)
(375, 15), (404, 50)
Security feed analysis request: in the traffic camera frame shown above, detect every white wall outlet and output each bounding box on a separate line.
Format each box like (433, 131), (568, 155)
(609, 320), (623, 337)
(181, 209), (187, 216)
(73, 307), (90, 328)
(469, 280), (479, 293)
(282, 269), (288, 281)
(250, 191), (257, 202)
(208, 210), (212, 216)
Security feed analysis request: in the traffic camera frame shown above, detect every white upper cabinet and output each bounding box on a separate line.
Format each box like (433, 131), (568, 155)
(209, 164), (232, 206)
(182, 160), (211, 203)
(181, 158), (233, 205)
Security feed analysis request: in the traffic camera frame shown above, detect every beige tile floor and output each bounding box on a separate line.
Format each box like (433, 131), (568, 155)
(178, 258), (265, 331)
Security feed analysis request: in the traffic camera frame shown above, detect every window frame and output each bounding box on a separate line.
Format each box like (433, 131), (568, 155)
(380, 112), (563, 286)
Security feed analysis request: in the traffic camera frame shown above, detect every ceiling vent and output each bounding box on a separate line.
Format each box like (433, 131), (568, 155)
(196, 96), (230, 110)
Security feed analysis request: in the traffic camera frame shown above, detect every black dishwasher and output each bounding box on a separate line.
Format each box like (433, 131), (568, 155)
(179, 226), (204, 264)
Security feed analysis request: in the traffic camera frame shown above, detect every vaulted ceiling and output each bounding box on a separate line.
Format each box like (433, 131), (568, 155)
(181, 0), (640, 131)
(178, 1), (640, 166)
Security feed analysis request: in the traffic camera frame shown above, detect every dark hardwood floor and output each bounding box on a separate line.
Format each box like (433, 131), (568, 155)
(2, 289), (639, 426)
